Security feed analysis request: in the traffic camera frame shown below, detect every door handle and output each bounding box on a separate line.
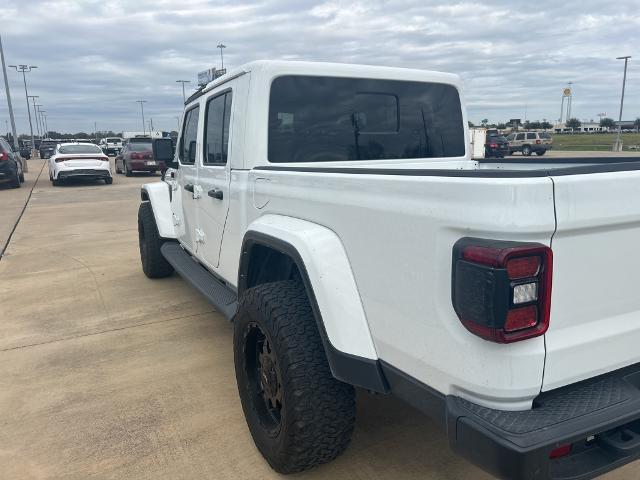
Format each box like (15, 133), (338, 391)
(184, 183), (194, 192)
(208, 188), (224, 200)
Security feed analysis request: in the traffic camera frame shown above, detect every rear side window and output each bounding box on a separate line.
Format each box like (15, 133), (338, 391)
(268, 76), (465, 163)
(526, 133), (537, 140)
(539, 132), (551, 139)
(203, 91), (232, 165)
(180, 106), (200, 164)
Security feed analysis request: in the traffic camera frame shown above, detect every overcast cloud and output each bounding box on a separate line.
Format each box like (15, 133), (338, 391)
(0, 0), (638, 133)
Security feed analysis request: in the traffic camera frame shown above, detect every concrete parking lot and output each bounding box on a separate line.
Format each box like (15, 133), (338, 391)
(0, 158), (637, 479)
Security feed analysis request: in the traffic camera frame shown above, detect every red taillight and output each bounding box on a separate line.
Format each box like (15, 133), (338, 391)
(549, 444), (572, 459)
(131, 152), (151, 160)
(452, 238), (553, 343)
(98, 156), (109, 162)
(0, 152), (8, 161)
(55, 156), (69, 163)
(536, 139), (541, 144)
(489, 143), (498, 148)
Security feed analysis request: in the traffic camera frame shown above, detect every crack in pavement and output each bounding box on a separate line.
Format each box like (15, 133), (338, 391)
(0, 310), (217, 353)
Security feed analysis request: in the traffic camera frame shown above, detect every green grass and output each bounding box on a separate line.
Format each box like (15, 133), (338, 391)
(553, 133), (640, 151)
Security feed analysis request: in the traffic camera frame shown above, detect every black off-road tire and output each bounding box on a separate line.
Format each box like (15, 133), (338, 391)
(522, 145), (532, 156)
(536, 150), (546, 156)
(138, 202), (173, 278)
(104, 176), (113, 184)
(234, 280), (356, 474)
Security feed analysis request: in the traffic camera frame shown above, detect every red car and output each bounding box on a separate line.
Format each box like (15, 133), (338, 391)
(115, 142), (165, 176)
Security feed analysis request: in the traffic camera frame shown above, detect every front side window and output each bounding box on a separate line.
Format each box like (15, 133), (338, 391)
(268, 75), (465, 163)
(180, 106), (200, 164)
(516, 133), (525, 141)
(203, 91), (233, 165)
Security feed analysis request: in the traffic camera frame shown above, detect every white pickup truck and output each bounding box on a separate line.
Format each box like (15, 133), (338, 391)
(139, 60), (640, 480)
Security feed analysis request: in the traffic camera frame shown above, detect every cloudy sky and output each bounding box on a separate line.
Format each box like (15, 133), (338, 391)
(0, 0), (638, 134)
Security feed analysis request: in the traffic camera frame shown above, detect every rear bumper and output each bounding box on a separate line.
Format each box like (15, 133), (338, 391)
(58, 169), (111, 180)
(447, 363), (640, 480)
(128, 161), (165, 172)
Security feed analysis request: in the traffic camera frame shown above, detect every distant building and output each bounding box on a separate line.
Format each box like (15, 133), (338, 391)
(554, 120), (638, 133)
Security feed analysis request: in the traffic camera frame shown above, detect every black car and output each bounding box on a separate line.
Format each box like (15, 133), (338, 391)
(485, 134), (510, 158)
(39, 139), (57, 159)
(0, 137), (24, 188)
(19, 144), (31, 159)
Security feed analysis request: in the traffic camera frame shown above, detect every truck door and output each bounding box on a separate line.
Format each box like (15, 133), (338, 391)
(194, 89), (233, 269)
(174, 104), (201, 254)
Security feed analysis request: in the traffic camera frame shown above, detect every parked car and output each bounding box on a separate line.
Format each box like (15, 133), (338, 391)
(99, 137), (123, 156)
(484, 134), (509, 158)
(115, 141), (165, 176)
(48, 142), (112, 186)
(39, 139), (58, 159)
(139, 60), (640, 480)
(507, 131), (553, 156)
(19, 143), (31, 159)
(0, 137), (24, 188)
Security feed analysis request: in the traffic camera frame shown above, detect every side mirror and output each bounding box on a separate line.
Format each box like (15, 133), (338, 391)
(152, 138), (177, 168)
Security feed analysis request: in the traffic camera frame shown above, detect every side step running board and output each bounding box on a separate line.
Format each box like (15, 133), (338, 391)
(160, 242), (238, 320)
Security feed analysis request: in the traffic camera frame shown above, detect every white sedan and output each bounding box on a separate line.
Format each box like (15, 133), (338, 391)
(49, 142), (112, 186)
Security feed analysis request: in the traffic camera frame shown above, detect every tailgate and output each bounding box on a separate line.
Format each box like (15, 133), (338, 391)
(543, 169), (640, 390)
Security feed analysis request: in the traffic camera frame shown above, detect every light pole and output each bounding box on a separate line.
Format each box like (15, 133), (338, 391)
(176, 80), (190, 103)
(217, 43), (226, 70)
(38, 108), (46, 138)
(0, 35), (19, 162)
(9, 64), (37, 165)
(34, 104), (43, 138)
(27, 95), (40, 137)
(136, 100), (147, 136)
(614, 56), (631, 152)
(42, 114), (48, 138)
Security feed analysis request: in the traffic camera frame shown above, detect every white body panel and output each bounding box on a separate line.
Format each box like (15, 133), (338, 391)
(544, 170), (640, 390)
(142, 182), (176, 239)
(246, 214), (379, 360)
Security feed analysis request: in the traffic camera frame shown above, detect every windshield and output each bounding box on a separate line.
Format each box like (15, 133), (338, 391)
(268, 75), (465, 162)
(129, 143), (152, 152)
(58, 144), (103, 154)
(488, 136), (508, 143)
(106, 138), (121, 143)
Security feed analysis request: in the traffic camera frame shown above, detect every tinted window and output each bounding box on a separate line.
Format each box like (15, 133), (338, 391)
(506, 133), (515, 141)
(539, 132), (551, 139)
(204, 91), (232, 165)
(180, 106), (200, 164)
(526, 133), (537, 140)
(58, 144), (103, 154)
(268, 76), (465, 163)
(129, 143), (151, 152)
(488, 136), (507, 143)
(516, 133), (525, 140)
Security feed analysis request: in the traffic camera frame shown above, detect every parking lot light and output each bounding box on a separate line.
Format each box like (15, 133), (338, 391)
(613, 56), (631, 152)
(8, 64), (37, 168)
(176, 80), (190, 104)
